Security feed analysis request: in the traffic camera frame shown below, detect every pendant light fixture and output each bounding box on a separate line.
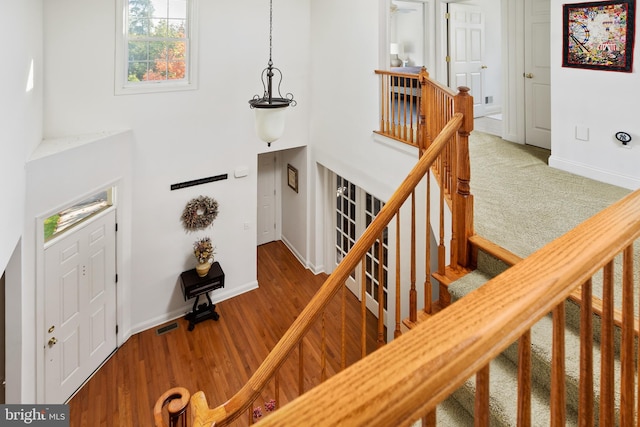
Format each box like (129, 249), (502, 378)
(249, 0), (296, 146)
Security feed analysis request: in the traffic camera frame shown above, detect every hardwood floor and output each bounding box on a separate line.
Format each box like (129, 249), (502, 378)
(68, 241), (380, 426)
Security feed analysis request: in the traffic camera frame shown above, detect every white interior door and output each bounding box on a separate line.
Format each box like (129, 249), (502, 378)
(44, 209), (117, 403)
(448, 3), (485, 117)
(524, 0), (551, 149)
(257, 154), (277, 246)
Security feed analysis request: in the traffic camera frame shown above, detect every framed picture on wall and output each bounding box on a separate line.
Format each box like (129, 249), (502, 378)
(563, 0), (636, 72)
(287, 164), (298, 193)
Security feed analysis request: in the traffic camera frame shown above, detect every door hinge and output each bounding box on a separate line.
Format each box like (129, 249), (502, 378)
(445, 12), (450, 19)
(445, 56), (451, 63)
(115, 274), (118, 283)
(116, 325), (119, 335)
(115, 223), (118, 232)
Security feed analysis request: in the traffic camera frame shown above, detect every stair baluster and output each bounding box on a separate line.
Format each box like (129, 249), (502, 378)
(579, 279), (594, 425)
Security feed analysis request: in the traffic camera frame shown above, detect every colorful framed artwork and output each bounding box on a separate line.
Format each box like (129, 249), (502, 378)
(287, 164), (298, 193)
(563, 0), (636, 72)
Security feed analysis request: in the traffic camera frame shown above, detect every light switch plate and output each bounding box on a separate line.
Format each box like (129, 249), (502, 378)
(575, 125), (589, 141)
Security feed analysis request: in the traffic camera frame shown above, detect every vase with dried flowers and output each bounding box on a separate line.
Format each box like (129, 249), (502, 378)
(193, 237), (215, 277)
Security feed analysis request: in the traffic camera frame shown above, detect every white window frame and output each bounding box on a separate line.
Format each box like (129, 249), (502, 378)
(115, 0), (199, 95)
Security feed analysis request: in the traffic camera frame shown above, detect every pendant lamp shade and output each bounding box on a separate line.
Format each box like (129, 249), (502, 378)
(254, 106), (288, 144)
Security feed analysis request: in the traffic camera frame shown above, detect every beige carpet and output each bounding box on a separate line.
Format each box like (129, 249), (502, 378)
(443, 132), (636, 425)
(470, 131), (631, 258)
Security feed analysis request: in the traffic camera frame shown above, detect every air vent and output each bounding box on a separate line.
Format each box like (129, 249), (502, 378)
(156, 322), (179, 335)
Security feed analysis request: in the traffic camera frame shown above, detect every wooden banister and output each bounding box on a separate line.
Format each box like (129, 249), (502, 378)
(154, 387), (190, 427)
(187, 114), (465, 427)
(470, 233), (640, 336)
(254, 189), (640, 426)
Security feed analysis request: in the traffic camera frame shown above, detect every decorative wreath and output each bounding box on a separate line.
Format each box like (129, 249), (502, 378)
(181, 196), (219, 231)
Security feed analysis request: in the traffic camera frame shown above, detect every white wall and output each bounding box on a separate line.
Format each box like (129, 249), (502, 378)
(281, 147), (308, 264)
(310, 0), (417, 200)
(0, 0), (43, 273)
(0, 0), (43, 404)
(549, 0), (640, 190)
(307, 0), (427, 272)
(42, 0), (311, 335)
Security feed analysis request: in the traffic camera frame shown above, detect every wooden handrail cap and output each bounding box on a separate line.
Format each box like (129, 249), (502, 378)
(155, 386), (190, 414)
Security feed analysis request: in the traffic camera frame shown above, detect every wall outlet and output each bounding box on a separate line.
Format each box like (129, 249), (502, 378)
(485, 96), (493, 104)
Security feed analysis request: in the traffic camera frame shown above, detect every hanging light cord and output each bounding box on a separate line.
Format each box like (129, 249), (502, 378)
(268, 0), (273, 68)
(249, 0), (295, 109)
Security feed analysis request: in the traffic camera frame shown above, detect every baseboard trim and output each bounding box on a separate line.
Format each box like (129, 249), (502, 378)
(549, 155), (640, 190)
(129, 280), (259, 336)
(308, 262), (325, 275)
(280, 237), (326, 274)
(281, 236), (306, 266)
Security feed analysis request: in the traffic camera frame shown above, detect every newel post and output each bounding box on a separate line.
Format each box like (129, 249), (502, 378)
(453, 86), (474, 268)
(154, 387), (191, 427)
(418, 67), (430, 155)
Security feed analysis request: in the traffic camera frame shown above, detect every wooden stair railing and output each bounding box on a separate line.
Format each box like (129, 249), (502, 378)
(375, 67), (474, 309)
(254, 188), (640, 426)
(469, 233), (640, 336)
(157, 114), (468, 427)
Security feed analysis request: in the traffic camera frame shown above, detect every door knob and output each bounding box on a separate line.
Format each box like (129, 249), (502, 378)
(524, 73), (534, 79)
(48, 337), (58, 346)
(481, 65), (488, 69)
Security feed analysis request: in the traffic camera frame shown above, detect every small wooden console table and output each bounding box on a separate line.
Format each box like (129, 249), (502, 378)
(180, 262), (224, 331)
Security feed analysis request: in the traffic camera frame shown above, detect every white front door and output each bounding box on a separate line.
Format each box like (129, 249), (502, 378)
(524, 0), (551, 149)
(257, 154), (277, 246)
(448, 3), (485, 117)
(44, 209), (117, 403)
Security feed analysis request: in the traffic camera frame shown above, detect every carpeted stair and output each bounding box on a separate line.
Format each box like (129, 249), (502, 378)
(435, 132), (635, 425)
(446, 247), (625, 426)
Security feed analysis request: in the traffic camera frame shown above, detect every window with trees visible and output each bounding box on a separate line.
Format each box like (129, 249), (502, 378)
(115, 0), (198, 94)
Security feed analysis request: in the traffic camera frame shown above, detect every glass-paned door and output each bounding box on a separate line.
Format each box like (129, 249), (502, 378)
(335, 176), (357, 283)
(364, 194), (388, 311)
(334, 174), (388, 317)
